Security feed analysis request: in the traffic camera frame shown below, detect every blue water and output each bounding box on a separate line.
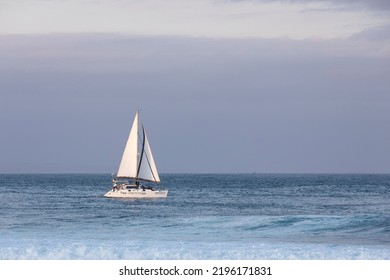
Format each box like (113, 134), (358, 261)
(1, 173), (389, 259)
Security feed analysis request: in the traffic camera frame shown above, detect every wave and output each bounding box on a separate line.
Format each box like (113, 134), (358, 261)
(239, 214), (390, 236)
(141, 214), (390, 244)
(1, 214), (389, 260)
(0, 215), (390, 260)
(1, 240), (390, 260)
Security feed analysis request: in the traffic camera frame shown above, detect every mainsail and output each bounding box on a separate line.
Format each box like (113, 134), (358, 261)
(116, 111), (160, 183)
(116, 111), (138, 178)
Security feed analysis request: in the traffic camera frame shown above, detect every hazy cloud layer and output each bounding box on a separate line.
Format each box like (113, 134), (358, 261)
(256, 0), (390, 10)
(1, 0), (389, 39)
(1, 0), (389, 173)
(1, 34), (389, 173)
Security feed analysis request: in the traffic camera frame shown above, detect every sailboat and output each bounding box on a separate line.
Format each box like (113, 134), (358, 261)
(104, 111), (168, 198)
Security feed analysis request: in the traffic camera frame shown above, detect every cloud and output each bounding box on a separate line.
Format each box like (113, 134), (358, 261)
(2, 29), (389, 73)
(0, 33), (389, 172)
(254, 0), (390, 11)
(350, 24), (390, 41)
(0, 33), (388, 79)
(0, 0), (389, 39)
(325, 0), (390, 11)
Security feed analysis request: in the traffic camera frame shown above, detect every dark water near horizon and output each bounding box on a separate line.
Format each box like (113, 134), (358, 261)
(1, 173), (390, 259)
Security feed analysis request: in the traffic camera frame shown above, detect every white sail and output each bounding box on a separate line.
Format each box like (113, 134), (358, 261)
(116, 111), (139, 178)
(137, 127), (160, 183)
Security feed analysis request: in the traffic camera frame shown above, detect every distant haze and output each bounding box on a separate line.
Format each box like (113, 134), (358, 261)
(0, 0), (389, 173)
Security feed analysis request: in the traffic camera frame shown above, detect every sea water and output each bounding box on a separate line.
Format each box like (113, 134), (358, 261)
(0, 173), (389, 259)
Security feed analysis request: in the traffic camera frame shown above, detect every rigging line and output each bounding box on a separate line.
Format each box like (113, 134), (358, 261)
(137, 131), (143, 166)
(136, 125), (146, 180)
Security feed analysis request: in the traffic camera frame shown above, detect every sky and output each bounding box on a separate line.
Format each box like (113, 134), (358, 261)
(0, 0), (390, 173)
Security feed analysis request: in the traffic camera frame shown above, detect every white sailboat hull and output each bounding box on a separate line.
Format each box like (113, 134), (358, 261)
(104, 188), (168, 198)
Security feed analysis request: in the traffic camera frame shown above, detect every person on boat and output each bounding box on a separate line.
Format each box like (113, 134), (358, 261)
(112, 178), (118, 191)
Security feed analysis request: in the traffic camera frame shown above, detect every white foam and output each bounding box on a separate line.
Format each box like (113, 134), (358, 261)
(1, 240), (389, 260)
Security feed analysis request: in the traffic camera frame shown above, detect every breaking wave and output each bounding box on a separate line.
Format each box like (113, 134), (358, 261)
(1, 240), (390, 260)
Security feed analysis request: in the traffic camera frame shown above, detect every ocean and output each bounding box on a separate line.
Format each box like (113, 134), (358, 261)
(0, 173), (389, 260)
